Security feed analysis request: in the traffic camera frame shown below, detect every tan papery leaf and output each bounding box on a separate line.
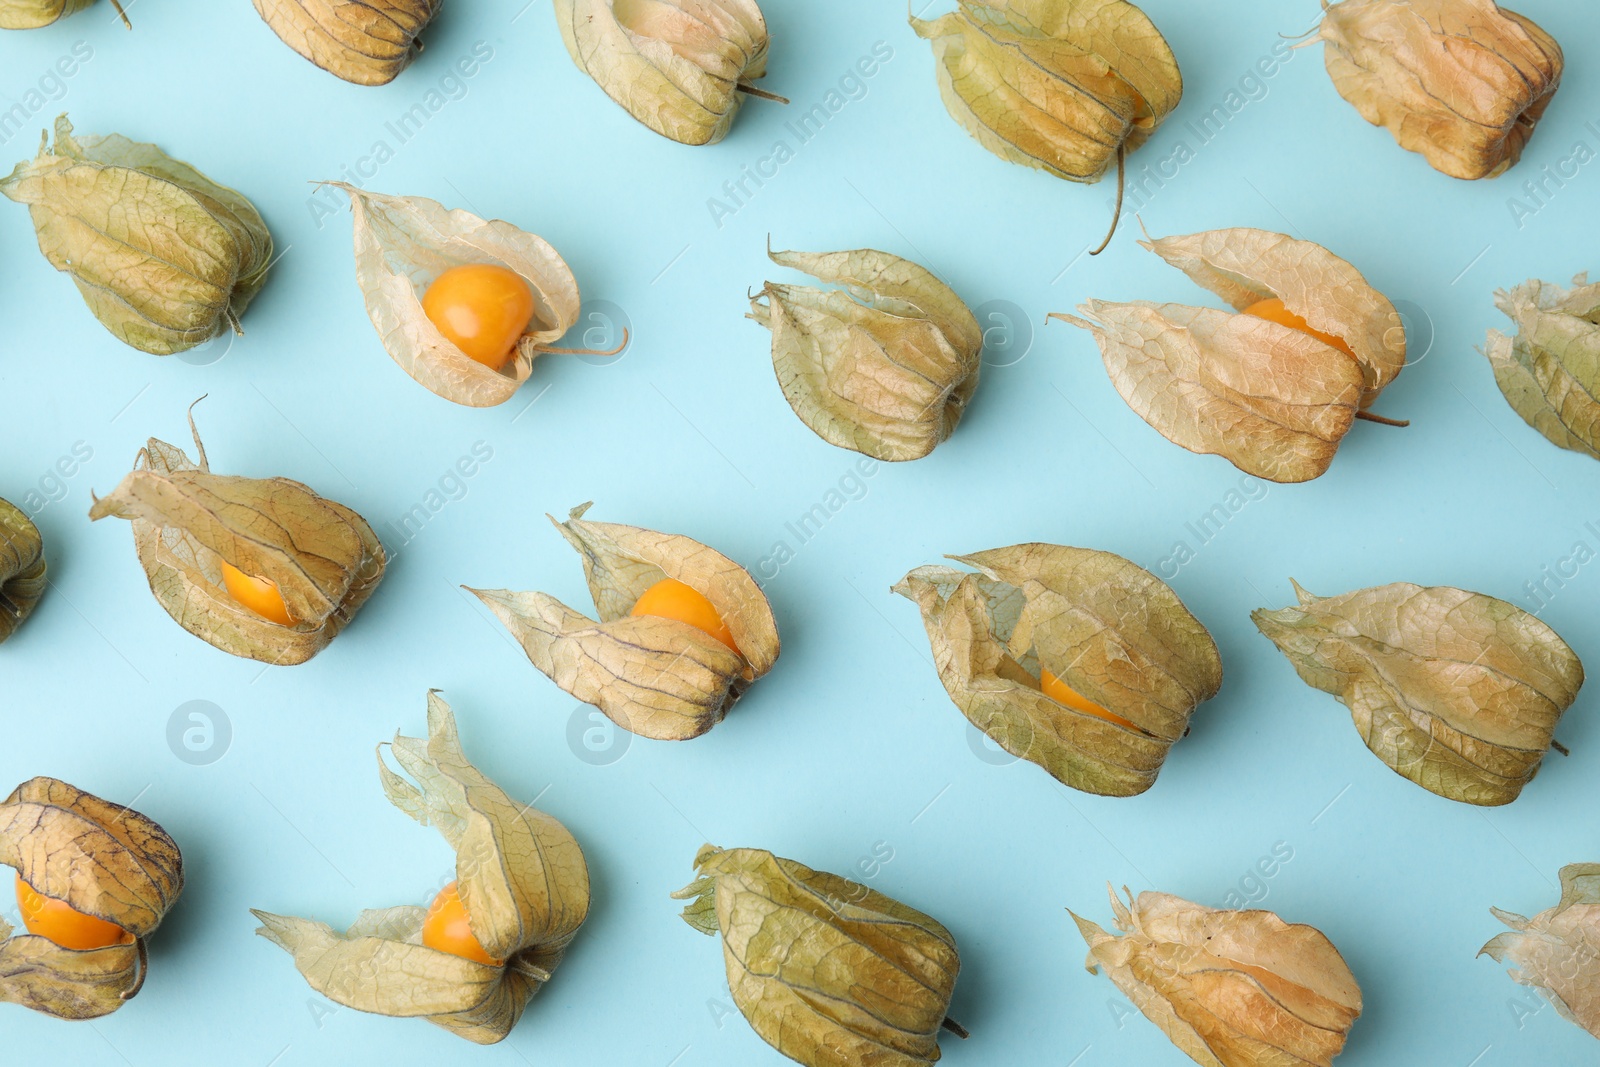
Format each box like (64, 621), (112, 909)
(0, 498), (45, 644)
(1482, 863), (1600, 1039)
(1484, 273), (1600, 460)
(0, 0), (125, 29)
(254, 0), (438, 85)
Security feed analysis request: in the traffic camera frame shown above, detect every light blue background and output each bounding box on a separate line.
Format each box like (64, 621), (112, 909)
(2, 1), (1599, 1064)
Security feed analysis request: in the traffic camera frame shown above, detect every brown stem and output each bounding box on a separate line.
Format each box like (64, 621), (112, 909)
(1090, 142), (1126, 257)
(737, 83), (789, 105)
(121, 937), (148, 1000)
(1354, 410), (1409, 427)
(110, 0), (131, 28)
(940, 1016), (970, 1040)
(1553, 739), (1571, 756)
(535, 328), (630, 358)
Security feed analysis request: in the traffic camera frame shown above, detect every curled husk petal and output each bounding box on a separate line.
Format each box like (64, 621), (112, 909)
(0, 498), (45, 644)
(1072, 885), (1362, 1067)
(1053, 227), (1404, 483)
(893, 543), (1221, 797)
(553, 0), (774, 145)
(673, 844), (961, 1067)
(0, 115), (271, 355)
(87, 412), (385, 665)
(1318, 0), (1562, 180)
(334, 184), (581, 408)
(253, 0), (438, 85)
(0, 777), (183, 1019)
(1481, 863), (1600, 1039)
(468, 503), (779, 741)
(750, 246), (983, 462)
(253, 692), (590, 1045)
(1253, 580), (1583, 806)
(1484, 274), (1600, 460)
(0, 0), (121, 28)
(910, 0), (1181, 183)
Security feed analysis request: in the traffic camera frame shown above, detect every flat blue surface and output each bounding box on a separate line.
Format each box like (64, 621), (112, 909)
(3, 1), (1599, 1064)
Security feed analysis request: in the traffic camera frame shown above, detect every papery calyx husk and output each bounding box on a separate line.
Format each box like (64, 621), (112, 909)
(553, 0), (779, 146)
(253, 0), (438, 86)
(894, 543), (1221, 797)
(1484, 274), (1600, 460)
(253, 692), (590, 1045)
(673, 844), (962, 1067)
(0, 0), (126, 28)
(0, 115), (271, 355)
(750, 246), (983, 462)
(0, 498), (46, 644)
(87, 409), (385, 666)
(1481, 863), (1600, 1039)
(333, 184), (596, 408)
(1053, 227), (1407, 483)
(1253, 580), (1583, 806)
(1072, 885), (1362, 1067)
(468, 503), (779, 741)
(1318, 0), (1562, 180)
(0, 777), (183, 1020)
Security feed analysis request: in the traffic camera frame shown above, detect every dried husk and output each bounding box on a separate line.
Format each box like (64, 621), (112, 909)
(750, 246), (983, 462)
(87, 411), (385, 666)
(0, 777), (183, 1020)
(0, 0), (124, 28)
(909, 0), (1182, 184)
(1253, 580), (1583, 806)
(0, 498), (46, 644)
(893, 543), (1221, 797)
(1053, 227), (1406, 483)
(1072, 885), (1362, 1067)
(553, 0), (775, 146)
(253, 692), (590, 1045)
(468, 503), (779, 741)
(1481, 863), (1600, 1039)
(253, 0), (438, 86)
(1483, 274), (1600, 460)
(673, 844), (961, 1067)
(1318, 0), (1563, 180)
(333, 184), (584, 408)
(0, 115), (271, 355)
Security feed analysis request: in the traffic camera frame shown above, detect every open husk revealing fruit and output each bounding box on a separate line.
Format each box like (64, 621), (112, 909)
(1072, 885), (1362, 1067)
(0, 777), (182, 1020)
(1483, 274), (1600, 460)
(673, 844), (963, 1067)
(1253, 580), (1583, 806)
(909, 0), (1182, 249)
(253, 0), (438, 85)
(553, 0), (779, 146)
(1053, 227), (1407, 483)
(0, 0), (126, 28)
(0, 498), (46, 644)
(333, 184), (610, 408)
(87, 410), (385, 665)
(468, 504), (779, 741)
(750, 246), (983, 462)
(894, 543), (1221, 797)
(253, 692), (589, 1044)
(1318, 0), (1562, 180)
(0, 115), (271, 356)
(1481, 863), (1600, 1039)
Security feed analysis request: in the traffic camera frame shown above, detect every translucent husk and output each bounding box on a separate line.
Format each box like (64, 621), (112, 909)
(333, 184), (600, 408)
(468, 503), (780, 741)
(0, 777), (183, 1020)
(673, 844), (962, 1067)
(1253, 580), (1584, 806)
(0, 115), (271, 355)
(1052, 227), (1407, 483)
(253, 692), (590, 1045)
(1318, 0), (1563, 180)
(553, 0), (779, 146)
(0, 0), (125, 29)
(1483, 274), (1600, 460)
(750, 246), (984, 462)
(253, 0), (438, 85)
(1072, 885), (1362, 1067)
(894, 543), (1221, 797)
(0, 498), (46, 644)
(1481, 863), (1600, 1039)
(87, 409), (385, 665)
